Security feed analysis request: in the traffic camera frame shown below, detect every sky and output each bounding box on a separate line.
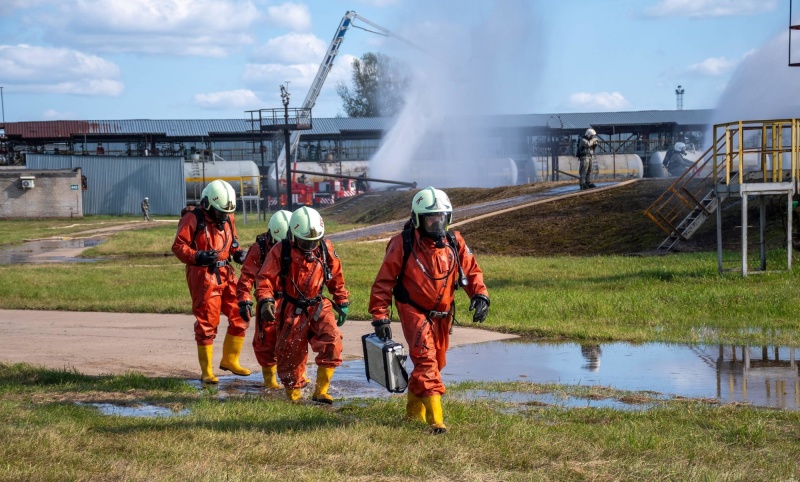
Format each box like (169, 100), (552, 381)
(0, 0), (793, 123)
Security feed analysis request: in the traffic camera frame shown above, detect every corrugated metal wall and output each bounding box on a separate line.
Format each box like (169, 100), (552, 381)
(25, 154), (185, 215)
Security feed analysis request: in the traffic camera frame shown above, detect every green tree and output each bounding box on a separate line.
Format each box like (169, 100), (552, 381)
(336, 52), (410, 117)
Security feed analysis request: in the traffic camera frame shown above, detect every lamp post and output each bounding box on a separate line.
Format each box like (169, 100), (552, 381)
(1, 86), (5, 124)
(280, 84), (292, 209)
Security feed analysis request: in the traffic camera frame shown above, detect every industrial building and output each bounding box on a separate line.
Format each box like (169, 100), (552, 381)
(0, 109), (712, 217)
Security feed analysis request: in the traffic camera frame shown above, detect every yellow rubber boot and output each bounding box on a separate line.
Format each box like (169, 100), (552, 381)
(219, 334), (251, 376)
(421, 395), (447, 434)
(197, 345), (218, 384)
(405, 391), (427, 423)
(262, 365), (282, 389)
(285, 387), (303, 401)
(311, 367), (335, 404)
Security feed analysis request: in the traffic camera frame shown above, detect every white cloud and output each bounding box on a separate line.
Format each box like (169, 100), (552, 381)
(242, 54), (354, 105)
(0, 44), (123, 95)
(42, 109), (80, 120)
(194, 89), (260, 109)
(567, 92), (630, 111)
(251, 33), (326, 64)
(685, 56), (737, 76)
(41, 0), (259, 56)
(643, 0), (777, 18)
(266, 2), (311, 32)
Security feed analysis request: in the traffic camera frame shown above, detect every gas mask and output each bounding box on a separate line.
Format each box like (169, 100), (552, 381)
(419, 212), (448, 242)
(208, 207), (228, 227)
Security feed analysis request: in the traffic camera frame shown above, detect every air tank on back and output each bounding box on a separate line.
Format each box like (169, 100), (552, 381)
(184, 155), (260, 202)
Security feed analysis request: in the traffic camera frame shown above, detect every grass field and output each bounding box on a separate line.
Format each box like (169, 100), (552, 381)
(2, 185), (800, 480)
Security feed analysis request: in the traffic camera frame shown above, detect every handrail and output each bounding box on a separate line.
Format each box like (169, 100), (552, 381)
(645, 118), (800, 239)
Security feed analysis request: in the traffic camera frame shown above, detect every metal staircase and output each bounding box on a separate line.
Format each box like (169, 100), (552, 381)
(645, 135), (724, 252)
(656, 188), (720, 251)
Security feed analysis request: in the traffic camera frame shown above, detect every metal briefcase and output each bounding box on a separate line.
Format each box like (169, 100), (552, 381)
(362, 333), (409, 393)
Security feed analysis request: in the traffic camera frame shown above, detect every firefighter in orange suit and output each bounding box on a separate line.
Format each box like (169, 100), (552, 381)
(236, 210), (292, 389)
(369, 187), (489, 433)
(254, 206), (349, 403)
(172, 179), (250, 384)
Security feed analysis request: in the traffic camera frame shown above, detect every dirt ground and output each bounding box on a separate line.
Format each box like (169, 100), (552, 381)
(0, 309), (516, 379)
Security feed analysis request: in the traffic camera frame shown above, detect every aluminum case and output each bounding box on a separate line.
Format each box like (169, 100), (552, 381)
(361, 333), (409, 393)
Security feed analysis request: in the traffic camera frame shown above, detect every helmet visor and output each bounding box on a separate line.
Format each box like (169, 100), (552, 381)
(296, 238), (319, 251)
(420, 212), (449, 239)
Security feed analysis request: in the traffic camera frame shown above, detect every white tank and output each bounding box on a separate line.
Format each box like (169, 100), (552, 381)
(266, 160), (369, 194)
(185, 160), (260, 201)
(524, 154), (644, 183)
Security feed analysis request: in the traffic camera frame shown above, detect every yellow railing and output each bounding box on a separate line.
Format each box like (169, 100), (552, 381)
(646, 119), (800, 238)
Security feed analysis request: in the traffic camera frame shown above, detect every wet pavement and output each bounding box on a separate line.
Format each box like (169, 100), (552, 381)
(0, 238), (104, 264)
(182, 339), (800, 412)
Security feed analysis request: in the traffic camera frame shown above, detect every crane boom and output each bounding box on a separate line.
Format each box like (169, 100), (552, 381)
(270, 11), (422, 192)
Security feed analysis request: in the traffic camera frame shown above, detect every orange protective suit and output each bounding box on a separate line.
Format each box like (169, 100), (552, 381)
(172, 209), (248, 346)
(369, 229), (488, 398)
(254, 239), (348, 389)
(236, 234), (281, 367)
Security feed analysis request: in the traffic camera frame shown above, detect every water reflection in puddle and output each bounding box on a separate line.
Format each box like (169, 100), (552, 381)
(79, 402), (190, 418)
(0, 238), (104, 264)
(187, 340), (800, 411)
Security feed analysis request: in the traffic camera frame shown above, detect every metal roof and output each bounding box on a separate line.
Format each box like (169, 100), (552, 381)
(1, 109), (715, 140)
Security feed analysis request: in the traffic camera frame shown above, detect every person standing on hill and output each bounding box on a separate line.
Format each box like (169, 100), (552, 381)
(369, 187), (490, 434)
(254, 206), (350, 404)
(141, 197), (152, 221)
(577, 128), (599, 190)
(171, 179), (250, 384)
(236, 210), (292, 389)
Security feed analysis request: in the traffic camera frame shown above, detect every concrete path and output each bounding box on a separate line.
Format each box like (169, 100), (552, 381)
(0, 309), (516, 378)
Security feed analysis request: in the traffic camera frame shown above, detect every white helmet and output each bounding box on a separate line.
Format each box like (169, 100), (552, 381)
(290, 206), (324, 250)
(674, 142), (686, 152)
(267, 210), (291, 243)
(200, 179), (236, 213)
(411, 186), (452, 239)
(144, 197), (149, 201)
(585, 128), (596, 138)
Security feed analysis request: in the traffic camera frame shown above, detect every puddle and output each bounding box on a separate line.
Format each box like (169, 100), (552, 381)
(450, 389), (657, 411)
(187, 340), (800, 411)
(78, 402), (190, 418)
(544, 182), (613, 195)
(0, 238), (105, 264)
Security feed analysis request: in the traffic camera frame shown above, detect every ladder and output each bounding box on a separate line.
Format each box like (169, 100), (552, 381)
(656, 189), (719, 251)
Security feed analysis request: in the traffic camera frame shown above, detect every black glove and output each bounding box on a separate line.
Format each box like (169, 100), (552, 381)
(232, 250), (247, 264)
(372, 319), (392, 341)
(195, 250), (217, 267)
(258, 298), (276, 322)
(238, 300), (253, 322)
(469, 294), (490, 323)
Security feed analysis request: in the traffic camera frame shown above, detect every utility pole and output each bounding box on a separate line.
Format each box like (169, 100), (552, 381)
(1, 86), (5, 124)
(281, 84), (292, 209)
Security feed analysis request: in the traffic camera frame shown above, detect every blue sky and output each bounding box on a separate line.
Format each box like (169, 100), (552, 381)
(0, 0), (790, 122)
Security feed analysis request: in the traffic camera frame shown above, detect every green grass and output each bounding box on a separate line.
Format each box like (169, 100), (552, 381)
(1, 363), (799, 481)
(3, 212), (800, 479)
(2, 229), (800, 344)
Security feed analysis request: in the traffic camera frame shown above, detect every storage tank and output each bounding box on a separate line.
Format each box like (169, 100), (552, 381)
(403, 157), (518, 188)
(266, 160), (369, 195)
(185, 160), (260, 202)
(524, 154), (644, 182)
